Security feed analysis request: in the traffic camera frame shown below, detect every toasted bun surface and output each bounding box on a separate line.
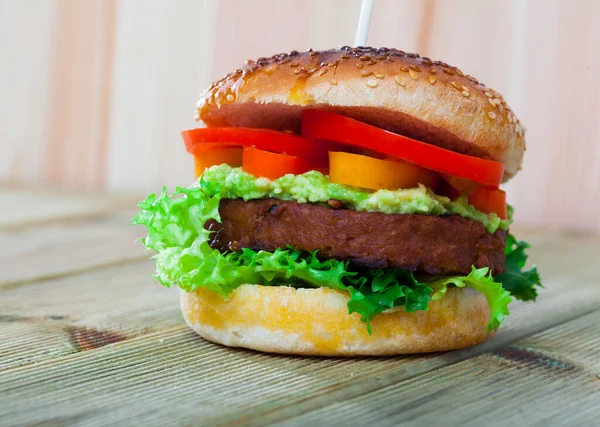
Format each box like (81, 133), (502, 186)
(181, 285), (494, 356)
(197, 47), (525, 181)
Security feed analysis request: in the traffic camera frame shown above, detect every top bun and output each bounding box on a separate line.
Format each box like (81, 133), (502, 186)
(197, 47), (525, 181)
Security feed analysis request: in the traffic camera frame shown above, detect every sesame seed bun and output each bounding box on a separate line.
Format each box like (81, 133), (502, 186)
(197, 47), (525, 181)
(180, 285), (494, 356)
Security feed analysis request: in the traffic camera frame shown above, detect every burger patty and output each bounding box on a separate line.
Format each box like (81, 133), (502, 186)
(208, 198), (507, 275)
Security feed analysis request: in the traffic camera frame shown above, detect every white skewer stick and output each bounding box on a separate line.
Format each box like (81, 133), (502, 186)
(354, 0), (374, 47)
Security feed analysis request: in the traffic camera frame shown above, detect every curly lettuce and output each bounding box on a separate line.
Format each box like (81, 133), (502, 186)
(134, 184), (516, 332)
(496, 233), (543, 301)
(428, 267), (512, 331)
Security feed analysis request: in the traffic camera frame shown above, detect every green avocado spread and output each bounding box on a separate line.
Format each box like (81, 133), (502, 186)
(198, 165), (512, 233)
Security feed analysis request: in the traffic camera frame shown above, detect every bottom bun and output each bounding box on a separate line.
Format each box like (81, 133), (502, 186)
(180, 285), (494, 356)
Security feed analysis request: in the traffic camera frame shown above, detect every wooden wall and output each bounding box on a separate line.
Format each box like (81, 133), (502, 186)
(1, 0), (599, 231)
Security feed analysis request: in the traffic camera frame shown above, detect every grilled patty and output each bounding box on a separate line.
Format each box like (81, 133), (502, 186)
(208, 198), (506, 275)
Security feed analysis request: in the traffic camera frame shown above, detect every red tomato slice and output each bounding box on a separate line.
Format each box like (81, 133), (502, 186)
(301, 110), (504, 188)
(441, 174), (478, 195)
(436, 179), (460, 200)
(242, 147), (325, 180)
(181, 127), (329, 164)
(468, 186), (507, 219)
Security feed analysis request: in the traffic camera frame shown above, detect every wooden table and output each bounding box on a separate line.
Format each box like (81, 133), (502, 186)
(1, 187), (599, 426)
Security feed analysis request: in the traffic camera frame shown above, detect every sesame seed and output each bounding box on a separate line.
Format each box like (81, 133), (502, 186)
(498, 104), (505, 113)
(366, 79), (378, 88)
(409, 70), (419, 80)
(309, 51), (318, 57)
(461, 85), (469, 92)
(409, 64), (421, 72)
(319, 68), (328, 76)
(455, 68), (464, 77)
(367, 60), (376, 66)
(289, 61), (299, 67)
(430, 67), (437, 74)
(400, 66), (409, 72)
(488, 112), (497, 119)
(356, 63), (364, 69)
(386, 56), (395, 62)
(374, 72), (384, 79)
(226, 94), (234, 102)
(394, 76), (406, 87)
(361, 70), (372, 77)
(359, 55), (371, 61)
(443, 68), (455, 76)
(488, 98), (496, 107)
(341, 54), (350, 59)
(429, 76), (436, 85)
(515, 124), (521, 133)
(461, 91), (470, 97)
(507, 113), (513, 123)
(451, 81), (461, 90)
(484, 91), (492, 98)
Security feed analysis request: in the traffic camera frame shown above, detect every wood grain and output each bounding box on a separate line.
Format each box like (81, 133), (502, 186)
(0, 187), (137, 230)
(0, 261), (180, 371)
(0, 210), (146, 287)
(1, 0), (599, 230)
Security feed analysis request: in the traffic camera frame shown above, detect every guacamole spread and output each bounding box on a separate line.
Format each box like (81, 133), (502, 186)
(198, 165), (511, 233)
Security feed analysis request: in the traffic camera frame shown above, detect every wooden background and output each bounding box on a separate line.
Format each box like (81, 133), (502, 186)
(1, 0), (599, 231)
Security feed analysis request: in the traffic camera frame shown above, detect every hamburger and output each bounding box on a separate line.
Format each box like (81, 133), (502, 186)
(134, 47), (542, 356)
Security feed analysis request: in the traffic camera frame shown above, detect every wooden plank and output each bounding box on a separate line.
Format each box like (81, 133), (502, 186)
(0, 261), (179, 371)
(0, 233), (598, 425)
(279, 309), (600, 427)
(0, 187), (138, 230)
(0, 210), (145, 287)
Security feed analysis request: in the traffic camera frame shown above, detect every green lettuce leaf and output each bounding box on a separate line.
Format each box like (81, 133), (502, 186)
(496, 233), (543, 301)
(347, 269), (433, 334)
(428, 267), (512, 331)
(134, 184), (514, 333)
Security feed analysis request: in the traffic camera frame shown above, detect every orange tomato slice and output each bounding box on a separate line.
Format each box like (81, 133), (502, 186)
(329, 151), (440, 191)
(468, 186), (507, 219)
(194, 145), (242, 178)
(242, 147), (324, 180)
